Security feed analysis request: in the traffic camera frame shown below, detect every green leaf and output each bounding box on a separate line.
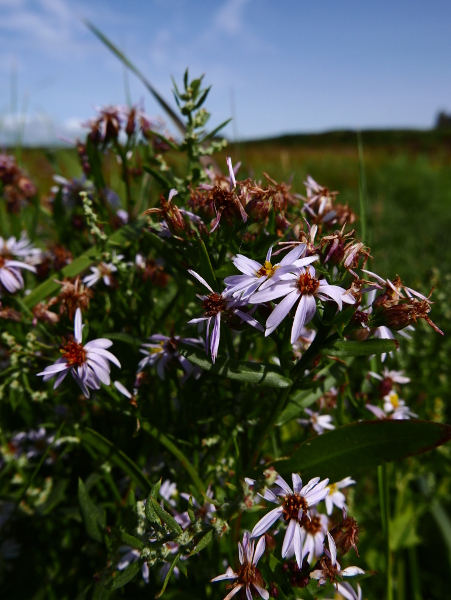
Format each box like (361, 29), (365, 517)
(24, 221), (144, 308)
(273, 420), (451, 481)
(188, 529), (214, 556)
(80, 428), (152, 494)
(187, 495), (196, 524)
(178, 346), (292, 388)
(156, 553), (181, 598)
(322, 339), (398, 358)
(142, 165), (173, 188)
(78, 479), (105, 543)
(105, 559), (142, 590)
(109, 527), (145, 550)
(197, 238), (217, 289)
(200, 118), (232, 142)
(150, 497), (183, 535)
(141, 422), (205, 492)
(145, 479), (162, 524)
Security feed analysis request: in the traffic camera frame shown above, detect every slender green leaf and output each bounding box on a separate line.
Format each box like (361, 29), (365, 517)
(273, 420), (451, 481)
(178, 346), (292, 388)
(150, 497), (183, 535)
(24, 221), (144, 308)
(142, 165), (173, 188)
(141, 422), (205, 492)
(109, 527), (145, 550)
(156, 553), (181, 598)
(200, 118), (232, 142)
(78, 479), (105, 543)
(80, 428), (152, 494)
(188, 529), (214, 556)
(145, 479), (162, 524)
(430, 498), (451, 560)
(105, 560), (142, 590)
(322, 339), (398, 358)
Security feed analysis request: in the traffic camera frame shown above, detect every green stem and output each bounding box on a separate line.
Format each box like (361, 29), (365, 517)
(290, 324), (332, 383)
(378, 462), (392, 600)
(408, 546), (423, 600)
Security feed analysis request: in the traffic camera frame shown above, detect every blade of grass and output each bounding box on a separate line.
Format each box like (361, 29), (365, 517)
(357, 130), (368, 243)
(378, 463), (393, 600)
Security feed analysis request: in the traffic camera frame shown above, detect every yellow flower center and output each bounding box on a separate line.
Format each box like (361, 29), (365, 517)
(256, 261), (279, 278)
(328, 483), (338, 495)
(388, 392), (400, 408)
(150, 342), (165, 354)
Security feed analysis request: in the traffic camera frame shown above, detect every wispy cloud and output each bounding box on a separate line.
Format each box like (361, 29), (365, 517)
(214, 0), (250, 35)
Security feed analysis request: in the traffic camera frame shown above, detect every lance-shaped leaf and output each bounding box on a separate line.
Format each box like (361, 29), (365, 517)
(197, 238), (217, 289)
(105, 560), (142, 591)
(322, 339), (398, 358)
(273, 420), (451, 481)
(78, 479), (106, 543)
(145, 479), (162, 524)
(188, 529), (214, 556)
(79, 428), (152, 494)
(178, 346), (292, 388)
(156, 552), (181, 598)
(109, 527), (145, 550)
(149, 497), (183, 535)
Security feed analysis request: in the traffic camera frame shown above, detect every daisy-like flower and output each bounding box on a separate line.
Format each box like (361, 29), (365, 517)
(383, 390), (417, 419)
(251, 473), (329, 568)
(138, 334), (202, 380)
(368, 368), (410, 397)
(324, 477), (356, 515)
(250, 265), (355, 343)
(298, 408), (335, 435)
(0, 233), (42, 264)
(187, 270), (263, 363)
(211, 532), (269, 600)
(310, 532), (365, 587)
(0, 236), (37, 294)
(296, 508), (329, 563)
(37, 308), (120, 398)
(224, 244), (318, 300)
(83, 254), (124, 288)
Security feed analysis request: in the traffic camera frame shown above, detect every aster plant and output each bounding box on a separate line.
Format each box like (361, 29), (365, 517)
(0, 62), (450, 600)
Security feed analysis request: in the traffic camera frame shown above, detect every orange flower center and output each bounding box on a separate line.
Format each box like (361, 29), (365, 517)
(62, 341), (86, 366)
(202, 293), (228, 317)
(296, 271), (319, 295)
(282, 493), (309, 521)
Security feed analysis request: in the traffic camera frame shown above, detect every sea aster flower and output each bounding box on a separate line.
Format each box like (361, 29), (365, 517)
(296, 508), (329, 563)
(138, 334), (202, 380)
(37, 308), (120, 398)
(324, 477), (356, 515)
(0, 233), (42, 264)
(383, 391), (417, 419)
(0, 236), (37, 294)
(298, 408), (335, 435)
(250, 265), (355, 343)
(224, 244), (318, 300)
(117, 547), (149, 583)
(368, 368), (410, 397)
(187, 270), (263, 363)
(83, 254), (124, 287)
(251, 473), (329, 568)
(335, 582), (363, 600)
(310, 532), (365, 586)
(211, 532), (269, 600)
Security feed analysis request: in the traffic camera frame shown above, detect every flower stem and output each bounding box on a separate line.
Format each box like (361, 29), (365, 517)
(378, 462), (393, 600)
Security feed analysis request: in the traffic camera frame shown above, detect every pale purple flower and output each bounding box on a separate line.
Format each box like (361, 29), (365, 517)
(324, 477), (356, 515)
(0, 235), (37, 294)
(311, 532), (365, 586)
(83, 254), (124, 287)
(211, 532), (269, 600)
(250, 265), (355, 343)
(37, 308), (121, 398)
(117, 547), (149, 583)
(298, 408), (335, 435)
(0, 233), (41, 264)
(187, 270), (263, 363)
(335, 582), (363, 600)
(368, 368), (410, 386)
(251, 472), (329, 568)
(138, 334), (202, 380)
(383, 391), (417, 419)
(292, 508), (329, 564)
(224, 244), (318, 300)
(160, 479), (178, 507)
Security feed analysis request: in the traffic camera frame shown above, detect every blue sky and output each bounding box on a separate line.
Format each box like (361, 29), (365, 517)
(0, 0), (450, 145)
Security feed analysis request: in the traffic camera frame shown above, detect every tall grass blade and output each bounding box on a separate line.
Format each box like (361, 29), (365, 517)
(357, 130), (368, 243)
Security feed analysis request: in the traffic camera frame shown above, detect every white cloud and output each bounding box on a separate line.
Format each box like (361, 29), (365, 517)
(0, 112), (85, 146)
(214, 0), (250, 35)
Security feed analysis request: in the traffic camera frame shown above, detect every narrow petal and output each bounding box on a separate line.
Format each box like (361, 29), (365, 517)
(341, 566), (366, 577)
(210, 313), (221, 363)
(224, 584), (243, 600)
(251, 506), (283, 537)
(292, 473), (302, 493)
(291, 294), (308, 344)
(188, 269), (213, 292)
(74, 308), (83, 343)
(266, 290), (300, 335)
(252, 536), (266, 565)
(86, 347), (121, 368)
(327, 532), (337, 566)
(234, 309), (264, 332)
(279, 244), (306, 266)
(294, 522), (303, 568)
(84, 338), (113, 350)
(282, 518), (297, 558)
(250, 282), (296, 304)
(211, 567), (239, 582)
(253, 583), (269, 600)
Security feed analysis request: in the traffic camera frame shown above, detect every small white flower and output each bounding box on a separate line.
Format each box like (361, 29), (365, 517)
(251, 472), (329, 568)
(368, 368), (410, 386)
(83, 253), (124, 287)
(138, 334), (202, 380)
(211, 532), (269, 600)
(117, 546), (149, 583)
(0, 236), (37, 294)
(324, 477), (356, 515)
(298, 408), (335, 435)
(37, 308), (121, 398)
